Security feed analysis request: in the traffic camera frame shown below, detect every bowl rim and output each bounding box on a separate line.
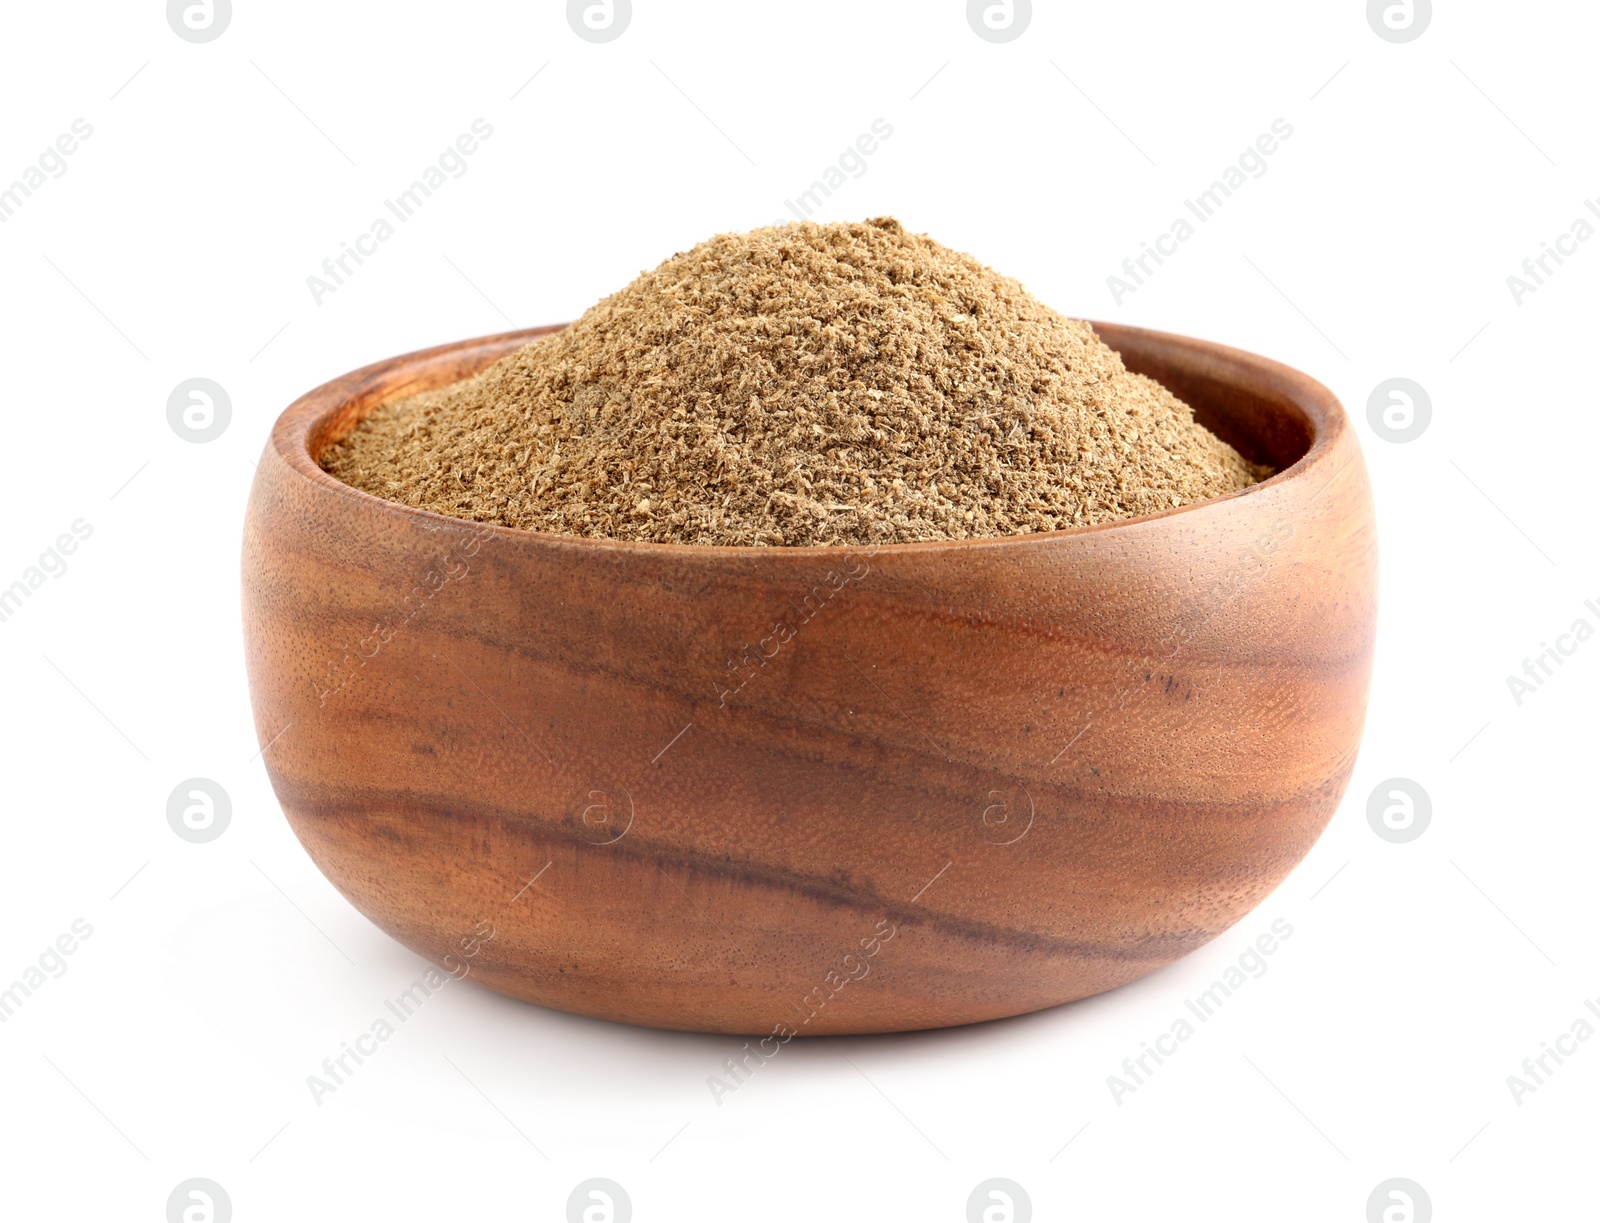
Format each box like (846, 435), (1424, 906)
(263, 320), (1350, 559)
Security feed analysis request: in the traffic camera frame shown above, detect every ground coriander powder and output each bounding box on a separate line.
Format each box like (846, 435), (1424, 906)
(322, 218), (1268, 546)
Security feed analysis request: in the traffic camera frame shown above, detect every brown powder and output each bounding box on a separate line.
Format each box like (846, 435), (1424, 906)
(322, 218), (1268, 546)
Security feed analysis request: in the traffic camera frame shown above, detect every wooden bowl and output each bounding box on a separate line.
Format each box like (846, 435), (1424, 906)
(242, 323), (1375, 1035)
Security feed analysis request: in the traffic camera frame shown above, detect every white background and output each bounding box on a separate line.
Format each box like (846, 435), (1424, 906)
(1, 1), (1595, 1220)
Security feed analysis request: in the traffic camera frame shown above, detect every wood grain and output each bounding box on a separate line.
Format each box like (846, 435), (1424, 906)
(242, 322), (1377, 1035)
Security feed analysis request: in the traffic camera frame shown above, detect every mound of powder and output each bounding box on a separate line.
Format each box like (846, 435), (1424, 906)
(321, 218), (1268, 546)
